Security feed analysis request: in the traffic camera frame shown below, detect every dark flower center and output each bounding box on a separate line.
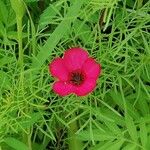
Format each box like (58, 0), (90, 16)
(69, 70), (85, 86)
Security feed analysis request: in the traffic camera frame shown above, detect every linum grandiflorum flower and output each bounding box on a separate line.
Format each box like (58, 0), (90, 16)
(49, 48), (101, 96)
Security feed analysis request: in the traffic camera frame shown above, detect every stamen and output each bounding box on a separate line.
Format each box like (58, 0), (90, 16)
(69, 70), (85, 86)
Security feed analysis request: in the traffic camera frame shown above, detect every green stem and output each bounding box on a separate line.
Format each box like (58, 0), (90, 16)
(68, 114), (83, 150)
(137, 0), (143, 8)
(27, 131), (32, 150)
(17, 17), (23, 67)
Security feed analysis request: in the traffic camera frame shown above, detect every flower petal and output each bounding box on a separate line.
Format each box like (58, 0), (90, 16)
(64, 47), (89, 71)
(49, 58), (68, 81)
(75, 78), (97, 96)
(82, 58), (101, 79)
(53, 81), (75, 96)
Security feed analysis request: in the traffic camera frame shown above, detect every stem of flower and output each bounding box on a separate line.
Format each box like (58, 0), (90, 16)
(17, 17), (23, 67)
(10, 0), (25, 67)
(68, 113), (83, 150)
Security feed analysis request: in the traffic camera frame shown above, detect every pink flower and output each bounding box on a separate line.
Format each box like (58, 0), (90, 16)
(49, 48), (101, 96)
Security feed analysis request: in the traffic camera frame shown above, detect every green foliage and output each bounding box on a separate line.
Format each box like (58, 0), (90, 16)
(10, 0), (25, 19)
(25, 0), (39, 2)
(0, 0), (150, 149)
(38, 2), (62, 30)
(4, 137), (29, 150)
(32, 0), (86, 69)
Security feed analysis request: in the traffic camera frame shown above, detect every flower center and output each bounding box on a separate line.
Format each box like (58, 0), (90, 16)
(69, 70), (85, 86)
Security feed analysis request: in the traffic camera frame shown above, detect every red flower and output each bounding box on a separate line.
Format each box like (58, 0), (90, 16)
(49, 48), (101, 96)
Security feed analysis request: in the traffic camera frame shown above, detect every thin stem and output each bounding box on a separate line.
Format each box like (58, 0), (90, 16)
(28, 130), (32, 150)
(17, 17), (23, 67)
(68, 113), (83, 150)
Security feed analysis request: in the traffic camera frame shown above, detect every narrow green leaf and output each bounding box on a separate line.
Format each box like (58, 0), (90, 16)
(125, 113), (138, 142)
(137, 90), (149, 115)
(140, 123), (147, 148)
(145, 135), (150, 150)
(4, 137), (28, 150)
(100, 108), (125, 126)
(91, 107), (114, 122)
(106, 139), (124, 150)
(0, 0), (8, 24)
(140, 30), (150, 55)
(110, 91), (140, 119)
(104, 120), (122, 135)
(91, 139), (124, 150)
(25, 0), (39, 2)
(78, 130), (116, 141)
(122, 143), (137, 150)
(90, 141), (112, 150)
(39, 3), (61, 30)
